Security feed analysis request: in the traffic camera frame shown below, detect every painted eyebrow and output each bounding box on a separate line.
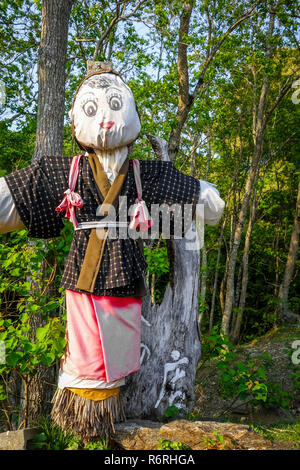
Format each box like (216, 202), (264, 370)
(85, 76), (113, 87)
(105, 86), (123, 94)
(79, 91), (98, 100)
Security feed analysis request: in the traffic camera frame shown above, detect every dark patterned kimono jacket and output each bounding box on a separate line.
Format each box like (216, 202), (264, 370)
(4, 155), (200, 297)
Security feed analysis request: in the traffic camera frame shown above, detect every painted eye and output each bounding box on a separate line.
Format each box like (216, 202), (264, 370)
(82, 100), (98, 117)
(107, 92), (123, 111)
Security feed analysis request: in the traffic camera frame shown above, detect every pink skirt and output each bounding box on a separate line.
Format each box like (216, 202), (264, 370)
(60, 290), (142, 383)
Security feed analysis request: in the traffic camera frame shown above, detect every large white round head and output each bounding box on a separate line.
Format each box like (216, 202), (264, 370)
(70, 72), (141, 151)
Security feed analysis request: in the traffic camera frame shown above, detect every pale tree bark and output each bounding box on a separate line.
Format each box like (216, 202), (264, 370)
(230, 262), (242, 336)
(209, 212), (227, 332)
(231, 147), (273, 343)
(198, 128), (212, 331)
(231, 182), (258, 344)
(198, 246), (207, 330)
(277, 182), (300, 323)
(221, 123), (266, 334)
(274, 221), (281, 297)
(219, 152), (242, 321)
(27, 0), (75, 424)
(188, 132), (202, 177)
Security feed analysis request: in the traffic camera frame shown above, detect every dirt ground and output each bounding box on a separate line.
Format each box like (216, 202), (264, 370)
(193, 325), (300, 426)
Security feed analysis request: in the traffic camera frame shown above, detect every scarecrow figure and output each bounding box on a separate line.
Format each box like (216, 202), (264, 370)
(0, 63), (224, 440)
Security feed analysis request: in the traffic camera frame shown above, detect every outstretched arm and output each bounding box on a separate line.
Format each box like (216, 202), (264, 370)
(0, 177), (25, 234)
(2, 156), (70, 239)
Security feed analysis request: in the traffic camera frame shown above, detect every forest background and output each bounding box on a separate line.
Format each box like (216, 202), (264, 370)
(0, 0), (299, 431)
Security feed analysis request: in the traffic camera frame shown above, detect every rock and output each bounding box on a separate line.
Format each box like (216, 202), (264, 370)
(159, 420), (269, 450)
(113, 419), (293, 450)
(113, 420), (161, 450)
(0, 428), (38, 450)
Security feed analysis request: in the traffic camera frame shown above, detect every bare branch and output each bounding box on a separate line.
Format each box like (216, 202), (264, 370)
(92, 0), (147, 61)
(168, 1), (263, 161)
(75, 38), (94, 42)
(192, 1), (263, 100)
(262, 69), (300, 132)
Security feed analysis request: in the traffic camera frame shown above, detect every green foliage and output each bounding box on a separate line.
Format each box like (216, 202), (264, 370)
(84, 439), (110, 450)
(216, 348), (272, 407)
(144, 242), (169, 277)
(0, 1), (41, 129)
(200, 326), (232, 362)
(199, 329), (297, 414)
(0, 316), (66, 377)
(0, 228), (69, 426)
(203, 431), (234, 450)
(164, 405), (180, 419)
(32, 417), (75, 450)
(32, 418), (110, 450)
(144, 239), (170, 303)
(66, 436), (84, 450)
(261, 381), (293, 410)
(0, 0), (300, 433)
(157, 438), (190, 450)
(0, 233), (67, 378)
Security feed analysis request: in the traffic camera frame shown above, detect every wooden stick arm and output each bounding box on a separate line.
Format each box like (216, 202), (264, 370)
(147, 134), (170, 162)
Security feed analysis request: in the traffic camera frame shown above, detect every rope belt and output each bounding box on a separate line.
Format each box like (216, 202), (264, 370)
(75, 221), (129, 230)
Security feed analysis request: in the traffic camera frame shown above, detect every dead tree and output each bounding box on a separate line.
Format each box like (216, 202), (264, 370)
(123, 135), (201, 419)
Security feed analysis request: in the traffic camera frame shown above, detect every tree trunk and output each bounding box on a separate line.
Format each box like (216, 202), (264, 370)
(168, 0), (194, 162)
(221, 9), (276, 336)
(198, 245), (207, 331)
(230, 262), (242, 338)
(221, 138), (264, 335)
(277, 182), (300, 323)
(232, 183), (258, 344)
(27, 0), (75, 424)
(209, 214), (226, 332)
(33, 0), (74, 161)
(123, 136), (201, 419)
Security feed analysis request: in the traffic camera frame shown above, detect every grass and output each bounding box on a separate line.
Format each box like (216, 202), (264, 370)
(243, 325), (300, 347)
(31, 416), (110, 450)
(249, 421), (300, 449)
(32, 416), (77, 450)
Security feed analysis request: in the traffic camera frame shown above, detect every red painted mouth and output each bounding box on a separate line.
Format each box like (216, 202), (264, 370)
(100, 121), (115, 130)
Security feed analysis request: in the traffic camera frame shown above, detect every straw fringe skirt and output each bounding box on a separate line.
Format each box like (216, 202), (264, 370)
(51, 387), (126, 441)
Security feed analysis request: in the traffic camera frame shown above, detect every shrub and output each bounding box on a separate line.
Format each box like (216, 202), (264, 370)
(32, 417), (75, 450)
(157, 438), (190, 450)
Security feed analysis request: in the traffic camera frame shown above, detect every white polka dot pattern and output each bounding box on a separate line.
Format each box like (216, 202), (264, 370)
(5, 156), (200, 297)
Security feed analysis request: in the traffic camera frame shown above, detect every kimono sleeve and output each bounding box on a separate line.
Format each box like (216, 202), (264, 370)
(141, 161), (201, 238)
(4, 156), (69, 239)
